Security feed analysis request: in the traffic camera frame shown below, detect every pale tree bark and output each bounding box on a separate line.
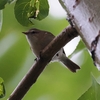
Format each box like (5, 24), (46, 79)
(59, 0), (100, 70)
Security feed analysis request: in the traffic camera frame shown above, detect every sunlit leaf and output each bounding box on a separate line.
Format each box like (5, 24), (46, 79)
(0, 77), (5, 98)
(14, 0), (49, 26)
(0, 0), (8, 10)
(74, 40), (86, 52)
(59, 0), (67, 11)
(8, 0), (16, 4)
(69, 40), (86, 58)
(0, 10), (3, 31)
(78, 75), (100, 100)
(64, 36), (80, 56)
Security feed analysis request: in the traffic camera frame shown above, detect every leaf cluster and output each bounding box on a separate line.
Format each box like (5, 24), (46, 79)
(0, 0), (49, 26)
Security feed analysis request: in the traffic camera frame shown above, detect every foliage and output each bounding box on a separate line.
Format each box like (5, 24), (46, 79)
(0, 0), (8, 9)
(0, 77), (5, 98)
(78, 76), (100, 100)
(0, 10), (3, 31)
(0, 0), (49, 26)
(0, 0), (100, 100)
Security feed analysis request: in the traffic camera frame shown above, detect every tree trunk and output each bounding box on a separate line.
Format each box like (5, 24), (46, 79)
(59, 0), (100, 70)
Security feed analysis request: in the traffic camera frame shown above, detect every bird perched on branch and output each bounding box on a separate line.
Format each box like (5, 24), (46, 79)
(23, 28), (80, 72)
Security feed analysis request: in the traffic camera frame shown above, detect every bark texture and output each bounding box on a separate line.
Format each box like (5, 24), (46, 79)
(59, 0), (100, 70)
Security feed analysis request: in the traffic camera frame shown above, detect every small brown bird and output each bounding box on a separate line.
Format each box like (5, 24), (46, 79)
(23, 28), (80, 72)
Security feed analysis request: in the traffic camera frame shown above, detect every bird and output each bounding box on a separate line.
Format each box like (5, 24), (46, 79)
(22, 28), (80, 72)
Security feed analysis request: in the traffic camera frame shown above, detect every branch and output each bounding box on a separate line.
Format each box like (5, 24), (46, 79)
(8, 25), (79, 100)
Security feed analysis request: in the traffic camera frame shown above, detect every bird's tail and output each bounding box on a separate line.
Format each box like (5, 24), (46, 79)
(60, 57), (80, 72)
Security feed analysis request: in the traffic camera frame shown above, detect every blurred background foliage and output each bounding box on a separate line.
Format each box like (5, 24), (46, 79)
(0, 1), (100, 100)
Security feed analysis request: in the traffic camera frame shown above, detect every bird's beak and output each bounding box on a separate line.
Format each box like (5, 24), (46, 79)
(22, 32), (28, 35)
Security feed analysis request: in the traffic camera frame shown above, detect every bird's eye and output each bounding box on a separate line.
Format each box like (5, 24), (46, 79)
(31, 30), (35, 34)
(29, 29), (38, 34)
(31, 31), (38, 34)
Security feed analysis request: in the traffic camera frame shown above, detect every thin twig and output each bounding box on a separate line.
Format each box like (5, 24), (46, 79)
(8, 25), (79, 100)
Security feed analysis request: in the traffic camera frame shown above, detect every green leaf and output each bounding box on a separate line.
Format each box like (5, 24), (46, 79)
(36, 0), (49, 20)
(0, 0), (8, 10)
(0, 10), (3, 31)
(14, 0), (33, 26)
(8, 0), (16, 4)
(59, 0), (67, 11)
(14, 0), (49, 26)
(69, 40), (86, 58)
(78, 75), (100, 100)
(74, 40), (86, 52)
(0, 77), (5, 98)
